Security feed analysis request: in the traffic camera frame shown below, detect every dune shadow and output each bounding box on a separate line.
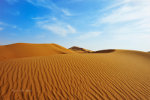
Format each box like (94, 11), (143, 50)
(61, 52), (67, 54)
(92, 49), (116, 53)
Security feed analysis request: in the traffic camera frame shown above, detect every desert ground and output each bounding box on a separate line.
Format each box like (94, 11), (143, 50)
(0, 43), (150, 100)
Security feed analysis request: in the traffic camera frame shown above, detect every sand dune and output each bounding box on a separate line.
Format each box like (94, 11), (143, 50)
(69, 46), (93, 53)
(0, 49), (150, 100)
(0, 43), (74, 61)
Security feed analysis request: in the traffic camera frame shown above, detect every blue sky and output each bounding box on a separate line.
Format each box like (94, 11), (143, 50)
(0, 0), (150, 51)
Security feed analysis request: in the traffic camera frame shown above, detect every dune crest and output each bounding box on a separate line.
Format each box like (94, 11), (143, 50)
(0, 43), (74, 61)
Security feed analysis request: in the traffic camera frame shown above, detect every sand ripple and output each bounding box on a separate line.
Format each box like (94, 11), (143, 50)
(0, 51), (150, 100)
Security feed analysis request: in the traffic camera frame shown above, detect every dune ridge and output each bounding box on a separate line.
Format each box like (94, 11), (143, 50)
(0, 49), (150, 100)
(0, 43), (74, 61)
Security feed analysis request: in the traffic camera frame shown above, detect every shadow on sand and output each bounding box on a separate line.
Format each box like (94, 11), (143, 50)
(93, 49), (116, 53)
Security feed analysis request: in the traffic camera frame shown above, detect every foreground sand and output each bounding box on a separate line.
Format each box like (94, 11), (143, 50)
(0, 50), (150, 100)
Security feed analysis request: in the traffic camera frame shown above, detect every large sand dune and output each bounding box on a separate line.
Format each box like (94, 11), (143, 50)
(0, 49), (150, 100)
(0, 43), (74, 61)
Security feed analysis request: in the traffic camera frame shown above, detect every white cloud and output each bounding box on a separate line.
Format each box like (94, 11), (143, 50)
(95, 0), (150, 25)
(37, 20), (76, 36)
(0, 27), (3, 31)
(100, 5), (150, 24)
(78, 31), (101, 40)
(61, 9), (72, 16)
(26, 0), (73, 17)
(99, 0), (127, 12)
(91, 0), (150, 51)
(51, 17), (57, 21)
(66, 25), (76, 33)
(0, 21), (18, 30)
(43, 24), (76, 36)
(26, 0), (57, 10)
(94, 0), (150, 38)
(32, 16), (57, 21)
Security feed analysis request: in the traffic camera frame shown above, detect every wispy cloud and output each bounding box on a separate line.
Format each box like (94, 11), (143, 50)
(78, 31), (101, 40)
(93, 0), (150, 41)
(101, 6), (150, 24)
(37, 19), (76, 36)
(0, 27), (3, 31)
(5, 0), (73, 16)
(61, 9), (72, 16)
(26, 0), (57, 10)
(89, 0), (150, 51)
(42, 24), (76, 36)
(26, 0), (73, 16)
(95, 0), (150, 25)
(0, 21), (17, 29)
(32, 16), (57, 22)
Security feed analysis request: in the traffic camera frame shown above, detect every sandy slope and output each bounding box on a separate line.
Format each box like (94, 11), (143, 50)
(0, 43), (74, 61)
(0, 50), (150, 100)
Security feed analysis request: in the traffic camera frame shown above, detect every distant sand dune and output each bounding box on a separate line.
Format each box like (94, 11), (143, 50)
(69, 46), (93, 53)
(0, 50), (150, 100)
(0, 43), (74, 61)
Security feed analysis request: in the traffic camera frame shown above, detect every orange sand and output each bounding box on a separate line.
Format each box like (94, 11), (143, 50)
(0, 43), (74, 61)
(0, 44), (150, 100)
